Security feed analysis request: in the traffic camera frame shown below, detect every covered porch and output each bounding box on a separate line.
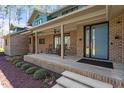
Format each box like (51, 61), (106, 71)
(24, 5), (124, 63)
(26, 5), (108, 59)
(24, 53), (124, 87)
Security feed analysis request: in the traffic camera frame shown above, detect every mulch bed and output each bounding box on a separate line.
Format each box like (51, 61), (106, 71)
(0, 54), (60, 88)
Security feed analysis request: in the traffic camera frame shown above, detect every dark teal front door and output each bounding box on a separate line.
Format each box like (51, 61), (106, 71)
(84, 23), (108, 59)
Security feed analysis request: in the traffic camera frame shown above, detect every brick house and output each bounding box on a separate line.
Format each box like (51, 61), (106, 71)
(3, 5), (124, 87)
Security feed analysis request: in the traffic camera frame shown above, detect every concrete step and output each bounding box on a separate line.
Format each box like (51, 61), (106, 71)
(52, 84), (64, 88)
(56, 76), (91, 88)
(62, 71), (113, 88)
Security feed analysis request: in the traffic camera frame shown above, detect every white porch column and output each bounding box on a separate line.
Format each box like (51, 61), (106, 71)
(30, 36), (33, 53)
(61, 24), (64, 59)
(35, 32), (38, 54)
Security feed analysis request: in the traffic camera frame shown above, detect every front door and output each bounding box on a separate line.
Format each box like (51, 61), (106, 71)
(84, 23), (108, 59)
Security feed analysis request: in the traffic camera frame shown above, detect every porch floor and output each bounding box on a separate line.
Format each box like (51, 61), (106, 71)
(24, 53), (124, 87)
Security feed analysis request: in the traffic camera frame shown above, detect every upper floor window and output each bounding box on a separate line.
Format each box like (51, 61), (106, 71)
(35, 14), (40, 20)
(40, 19), (43, 23)
(39, 38), (45, 44)
(34, 18), (44, 26)
(38, 20), (40, 24)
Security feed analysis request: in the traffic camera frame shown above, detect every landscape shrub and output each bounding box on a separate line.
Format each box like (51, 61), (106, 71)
(16, 62), (24, 68)
(26, 67), (39, 74)
(21, 63), (32, 70)
(33, 69), (49, 80)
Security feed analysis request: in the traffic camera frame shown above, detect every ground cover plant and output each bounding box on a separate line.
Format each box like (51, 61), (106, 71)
(33, 69), (49, 80)
(26, 67), (40, 74)
(21, 63), (32, 70)
(16, 62), (24, 68)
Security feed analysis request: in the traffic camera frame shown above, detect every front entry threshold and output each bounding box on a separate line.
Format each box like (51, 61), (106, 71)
(77, 58), (113, 69)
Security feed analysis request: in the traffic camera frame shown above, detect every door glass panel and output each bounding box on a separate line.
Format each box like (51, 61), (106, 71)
(91, 26), (96, 57)
(85, 26), (90, 57)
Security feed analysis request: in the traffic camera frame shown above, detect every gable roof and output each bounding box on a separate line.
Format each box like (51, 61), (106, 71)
(28, 9), (41, 26)
(10, 24), (27, 30)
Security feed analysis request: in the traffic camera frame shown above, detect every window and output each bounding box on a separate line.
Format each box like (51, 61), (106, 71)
(5, 39), (7, 46)
(34, 21), (37, 26)
(40, 19), (43, 23)
(38, 20), (40, 24)
(64, 35), (70, 49)
(39, 38), (45, 44)
(54, 34), (70, 49)
(29, 38), (31, 44)
(54, 36), (61, 49)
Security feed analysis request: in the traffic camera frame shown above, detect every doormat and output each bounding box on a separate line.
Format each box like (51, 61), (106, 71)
(77, 58), (113, 69)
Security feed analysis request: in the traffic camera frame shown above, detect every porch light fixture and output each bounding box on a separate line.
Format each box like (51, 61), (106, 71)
(54, 29), (60, 34)
(115, 35), (120, 40)
(79, 38), (82, 41)
(117, 20), (121, 24)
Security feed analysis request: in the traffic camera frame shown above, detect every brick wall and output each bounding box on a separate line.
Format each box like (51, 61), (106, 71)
(10, 33), (29, 56)
(4, 33), (29, 56)
(109, 13), (124, 64)
(37, 34), (53, 53)
(69, 31), (77, 55)
(76, 25), (84, 57)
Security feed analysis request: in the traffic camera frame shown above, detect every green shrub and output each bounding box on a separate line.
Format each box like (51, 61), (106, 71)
(26, 67), (39, 74)
(21, 63), (32, 70)
(16, 62), (24, 68)
(33, 69), (49, 80)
